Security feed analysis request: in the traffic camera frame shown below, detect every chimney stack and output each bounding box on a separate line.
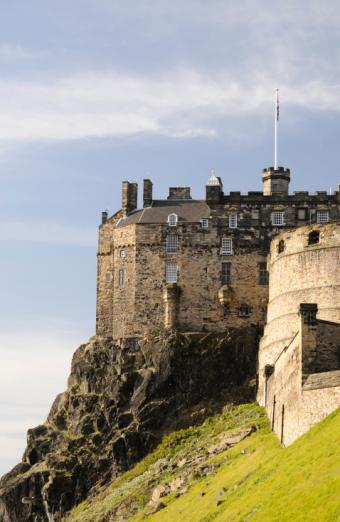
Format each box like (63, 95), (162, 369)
(143, 179), (153, 207)
(122, 181), (138, 216)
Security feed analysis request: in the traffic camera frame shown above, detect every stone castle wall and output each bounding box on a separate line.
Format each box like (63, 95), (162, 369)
(97, 219), (269, 338)
(258, 221), (340, 397)
(258, 222), (340, 444)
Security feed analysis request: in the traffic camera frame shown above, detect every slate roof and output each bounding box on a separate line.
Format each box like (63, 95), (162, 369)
(115, 200), (210, 227)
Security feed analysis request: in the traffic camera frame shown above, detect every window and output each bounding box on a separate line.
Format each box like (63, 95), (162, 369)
(166, 262), (177, 283)
(239, 304), (251, 317)
(277, 240), (285, 253)
(259, 262), (269, 284)
(252, 209), (259, 220)
(220, 238), (233, 255)
(120, 249), (126, 259)
(105, 272), (112, 285)
(167, 213), (178, 226)
(118, 269), (125, 288)
(221, 262), (231, 284)
(271, 211), (284, 226)
(201, 218), (209, 229)
(316, 211), (329, 224)
(166, 235), (178, 253)
(297, 208), (307, 220)
(229, 213), (237, 228)
(308, 230), (320, 245)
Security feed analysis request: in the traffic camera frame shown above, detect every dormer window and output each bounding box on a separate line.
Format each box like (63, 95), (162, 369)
(229, 213), (237, 229)
(168, 213), (178, 227)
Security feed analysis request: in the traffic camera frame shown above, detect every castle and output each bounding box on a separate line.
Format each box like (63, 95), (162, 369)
(96, 165), (340, 444)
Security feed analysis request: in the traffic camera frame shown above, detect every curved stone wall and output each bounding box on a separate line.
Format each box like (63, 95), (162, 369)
(259, 221), (340, 389)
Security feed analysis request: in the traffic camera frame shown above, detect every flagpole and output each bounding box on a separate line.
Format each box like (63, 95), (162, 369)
(274, 88), (279, 170)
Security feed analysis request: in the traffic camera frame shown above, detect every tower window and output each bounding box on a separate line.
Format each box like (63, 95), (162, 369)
(220, 238), (233, 255)
(277, 239), (285, 253)
(200, 218), (209, 228)
(118, 269), (125, 288)
(228, 213), (238, 229)
(239, 304), (252, 317)
(271, 211), (284, 226)
(316, 211), (329, 224)
(221, 262), (231, 284)
(308, 230), (320, 245)
(259, 262), (269, 284)
(166, 262), (177, 283)
(120, 249), (126, 259)
(166, 235), (178, 253)
(167, 213), (178, 226)
(105, 272), (112, 285)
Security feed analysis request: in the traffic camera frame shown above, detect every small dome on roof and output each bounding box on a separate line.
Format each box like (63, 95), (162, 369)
(207, 170), (221, 186)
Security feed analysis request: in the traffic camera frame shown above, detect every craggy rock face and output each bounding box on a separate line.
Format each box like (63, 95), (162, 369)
(0, 328), (258, 522)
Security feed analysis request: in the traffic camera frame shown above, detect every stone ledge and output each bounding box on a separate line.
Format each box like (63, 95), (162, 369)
(303, 369), (340, 390)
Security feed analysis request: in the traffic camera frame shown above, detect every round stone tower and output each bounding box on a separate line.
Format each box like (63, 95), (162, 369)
(258, 221), (340, 400)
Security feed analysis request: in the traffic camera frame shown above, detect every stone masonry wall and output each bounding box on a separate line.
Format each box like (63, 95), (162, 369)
(98, 219), (269, 338)
(264, 313), (340, 445)
(258, 221), (340, 401)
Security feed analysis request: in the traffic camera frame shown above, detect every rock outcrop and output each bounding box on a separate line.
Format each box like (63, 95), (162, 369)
(0, 327), (258, 522)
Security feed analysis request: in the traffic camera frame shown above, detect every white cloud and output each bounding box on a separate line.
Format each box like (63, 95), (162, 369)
(0, 71), (339, 143)
(0, 221), (97, 247)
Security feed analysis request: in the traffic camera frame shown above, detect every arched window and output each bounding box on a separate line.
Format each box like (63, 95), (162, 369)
(308, 230), (319, 245)
(277, 240), (285, 253)
(167, 213), (178, 227)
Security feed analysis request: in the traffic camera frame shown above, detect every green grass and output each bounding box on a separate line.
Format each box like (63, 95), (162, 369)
(65, 405), (340, 522)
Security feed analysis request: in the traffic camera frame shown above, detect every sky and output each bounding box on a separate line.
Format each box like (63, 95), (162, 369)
(0, 0), (340, 476)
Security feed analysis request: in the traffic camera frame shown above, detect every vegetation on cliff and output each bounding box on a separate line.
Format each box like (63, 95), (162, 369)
(66, 405), (340, 522)
(0, 328), (258, 522)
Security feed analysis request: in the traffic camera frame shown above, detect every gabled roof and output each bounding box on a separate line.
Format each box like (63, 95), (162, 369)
(115, 200), (210, 227)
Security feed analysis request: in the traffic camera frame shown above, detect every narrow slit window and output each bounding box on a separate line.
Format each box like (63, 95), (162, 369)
(166, 235), (178, 253)
(118, 269), (125, 288)
(259, 262), (269, 284)
(221, 262), (231, 284)
(166, 262), (177, 283)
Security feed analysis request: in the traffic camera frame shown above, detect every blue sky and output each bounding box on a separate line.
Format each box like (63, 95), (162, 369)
(0, 0), (340, 475)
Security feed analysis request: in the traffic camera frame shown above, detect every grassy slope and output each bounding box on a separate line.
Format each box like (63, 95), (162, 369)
(66, 405), (340, 522)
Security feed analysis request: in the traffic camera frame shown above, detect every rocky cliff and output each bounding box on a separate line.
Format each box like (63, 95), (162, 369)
(0, 327), (258, 522)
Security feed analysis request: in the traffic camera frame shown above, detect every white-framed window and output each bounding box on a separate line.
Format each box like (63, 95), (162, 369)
(118, 269), (125, 288)
(220, 237), (233, 255)
(120, 249), (126, 259)
(229, 213), (237, 228)
(166, 262), (177, 283)
(166, 235), (178, 253)
(201, 218), (209, 229)
(316, 211), (329, 224)
(167, 213), (178, 227)
(271, 211), (284, 226)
